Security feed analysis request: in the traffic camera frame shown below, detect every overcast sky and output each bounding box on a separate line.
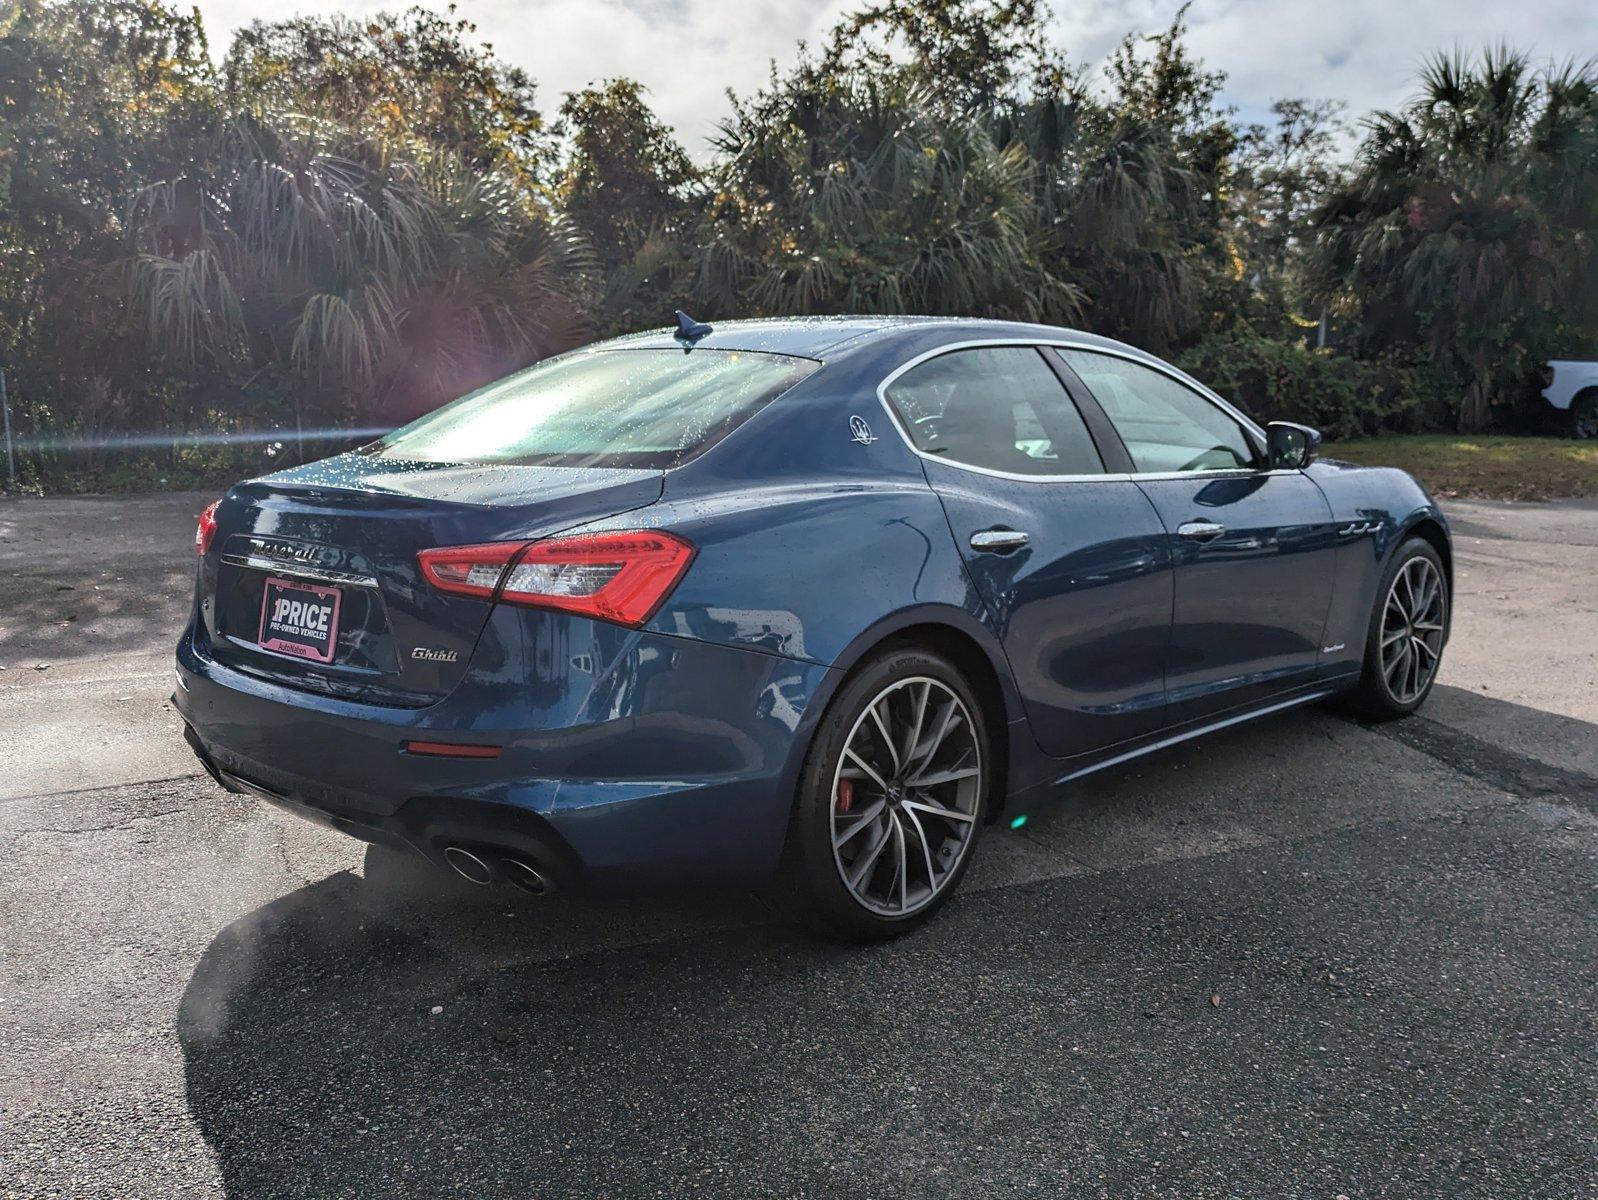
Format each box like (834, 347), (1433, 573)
(189, 0), (1595, 152)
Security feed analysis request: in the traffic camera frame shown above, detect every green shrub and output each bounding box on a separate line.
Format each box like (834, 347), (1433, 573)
(1176, 332), (1436, 440)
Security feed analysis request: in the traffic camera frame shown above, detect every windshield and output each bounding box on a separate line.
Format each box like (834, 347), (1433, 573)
(368, 348), (819, 469)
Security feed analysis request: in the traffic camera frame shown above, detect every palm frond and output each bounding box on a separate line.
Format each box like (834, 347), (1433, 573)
(122, 248), (246, 364)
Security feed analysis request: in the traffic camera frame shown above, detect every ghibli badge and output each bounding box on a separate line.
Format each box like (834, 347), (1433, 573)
(411, 647), (459, 663)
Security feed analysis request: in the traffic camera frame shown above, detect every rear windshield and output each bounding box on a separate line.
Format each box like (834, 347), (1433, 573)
(368, 348), (818, 469)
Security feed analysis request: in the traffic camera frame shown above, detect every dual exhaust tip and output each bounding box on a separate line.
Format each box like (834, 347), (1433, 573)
(442, 846), (551, 896)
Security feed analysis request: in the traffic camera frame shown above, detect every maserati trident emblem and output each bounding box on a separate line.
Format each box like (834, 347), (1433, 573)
(848, 415), (877, 445)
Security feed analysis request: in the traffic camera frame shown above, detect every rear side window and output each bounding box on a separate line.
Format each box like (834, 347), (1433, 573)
(1056, 350), (1256, 474)
(371, 349), (818, 469)
(884, 347), (1104, 477)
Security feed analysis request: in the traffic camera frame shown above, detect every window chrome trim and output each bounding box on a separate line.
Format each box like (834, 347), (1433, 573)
(873, 337), (1275, 485)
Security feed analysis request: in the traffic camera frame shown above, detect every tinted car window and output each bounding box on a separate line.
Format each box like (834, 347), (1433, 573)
(371, 349), (817, 469)
(1057, 350), (1256, 473)
(885, 347), (1104, 477)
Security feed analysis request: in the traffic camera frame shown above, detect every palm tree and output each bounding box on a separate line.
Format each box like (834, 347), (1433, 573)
(995, 92), (1210, 352)
(119, 115), (593, 426)
(1313, 49), (1598, 429)
(695, 67), (1078, 322)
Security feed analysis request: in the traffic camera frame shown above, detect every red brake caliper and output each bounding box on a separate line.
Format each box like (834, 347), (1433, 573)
(836, 777), (855, 814)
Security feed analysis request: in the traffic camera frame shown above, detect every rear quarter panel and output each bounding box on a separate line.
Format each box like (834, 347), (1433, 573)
(640, 480), (986, 668)
(592, 351), (1003, 671)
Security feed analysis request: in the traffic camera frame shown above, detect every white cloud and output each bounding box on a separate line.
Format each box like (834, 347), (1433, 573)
(1074, 0), (1596, 128)
(189, 0), (1595, 152)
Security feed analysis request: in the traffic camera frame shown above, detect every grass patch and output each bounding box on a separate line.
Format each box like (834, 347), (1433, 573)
(1325, 434), (1598, 501)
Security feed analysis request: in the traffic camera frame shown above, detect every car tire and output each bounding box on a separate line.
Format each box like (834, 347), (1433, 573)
(1346, 536), (1449, 721)
(1570, 391), (1598, 440)
(775, 646), (991, 942)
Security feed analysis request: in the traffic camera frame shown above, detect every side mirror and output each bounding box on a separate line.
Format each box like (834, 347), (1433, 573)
(1267, 421), (1321, 470)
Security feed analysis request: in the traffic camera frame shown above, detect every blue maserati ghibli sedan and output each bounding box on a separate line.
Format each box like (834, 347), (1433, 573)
(176, 314), (1451, 939)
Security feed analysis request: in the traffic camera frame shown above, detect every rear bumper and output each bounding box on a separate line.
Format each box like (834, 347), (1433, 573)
(176, 616), (838, 889)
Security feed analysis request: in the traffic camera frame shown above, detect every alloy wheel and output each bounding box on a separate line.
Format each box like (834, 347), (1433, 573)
(829, 677), (983, 917)
(1379, 556), (1446, 704)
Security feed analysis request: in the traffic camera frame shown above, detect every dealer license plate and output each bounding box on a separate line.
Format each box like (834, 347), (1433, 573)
(257, 576), (342, 663)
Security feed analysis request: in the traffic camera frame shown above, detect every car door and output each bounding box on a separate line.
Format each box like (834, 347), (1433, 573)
(880, 345), (1172, 758)
(1054, 348), (1339, 725)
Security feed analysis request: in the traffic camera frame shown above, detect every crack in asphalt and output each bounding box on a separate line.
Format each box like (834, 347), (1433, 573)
(270, 828), (313, 887)
(0, 772), (206, 806)
(12, 805), (192, 836)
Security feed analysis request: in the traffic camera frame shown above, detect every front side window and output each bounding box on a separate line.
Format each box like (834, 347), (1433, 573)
(370, 349), (818, 469)
(1056, 350), (1256, 474)
(884, 347), (1104, 477)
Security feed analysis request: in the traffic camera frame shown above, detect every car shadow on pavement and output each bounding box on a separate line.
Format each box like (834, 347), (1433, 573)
(171, 693), (1598, 1198)
(173, 868), (840, 1198)
(1415, 683), (1598, 784)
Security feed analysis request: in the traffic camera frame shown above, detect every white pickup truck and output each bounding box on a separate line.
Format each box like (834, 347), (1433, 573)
(1542, 361), (1598, 438)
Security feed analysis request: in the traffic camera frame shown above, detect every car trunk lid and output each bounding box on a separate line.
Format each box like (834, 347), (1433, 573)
(204, 454), (663, 705)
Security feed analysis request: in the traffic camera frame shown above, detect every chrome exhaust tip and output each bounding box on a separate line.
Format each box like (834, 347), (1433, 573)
(501, 858), (551, 896)
(442, 846), (493, 886)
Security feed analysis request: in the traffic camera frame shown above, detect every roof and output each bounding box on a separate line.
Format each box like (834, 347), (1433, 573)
(600, 315), (1139, 361)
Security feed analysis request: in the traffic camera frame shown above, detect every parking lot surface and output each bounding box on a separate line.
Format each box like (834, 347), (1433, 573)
(1, 493), (1594, 1198)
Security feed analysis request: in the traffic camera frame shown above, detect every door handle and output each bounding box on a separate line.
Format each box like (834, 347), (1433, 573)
(970, 529), (1030, 553)
(1177, 520), (1225, 541)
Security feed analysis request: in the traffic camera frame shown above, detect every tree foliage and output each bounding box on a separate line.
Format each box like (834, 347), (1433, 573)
(818, 0), (1067, 113)
(0, 0), (220, 465)
(1313, 49), (1598, 428)
(222, 7), (552, 175)
(557, 79), (699, 331)
(0, 0), (588, 479)
(1233, 98), (1347, 325)
(0, 0), (1590, 489)
(994, 13), (1240, 352)
(122, 117), (592, 424)
(697, 63), (1075, 320)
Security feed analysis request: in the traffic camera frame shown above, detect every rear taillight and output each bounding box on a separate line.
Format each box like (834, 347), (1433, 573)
(195, 500), (222, 557)
(418, 531), (696, 628)
(414, 541), (521, 600)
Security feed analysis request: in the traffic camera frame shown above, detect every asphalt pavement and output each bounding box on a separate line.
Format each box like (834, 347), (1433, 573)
(1, 492), (1594, 1198)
